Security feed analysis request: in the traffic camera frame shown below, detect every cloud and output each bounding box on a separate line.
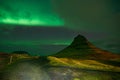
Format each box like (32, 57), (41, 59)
(52, 0), (120, 33)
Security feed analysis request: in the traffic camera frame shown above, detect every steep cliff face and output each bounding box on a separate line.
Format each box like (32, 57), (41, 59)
(53, 34), (120, 60)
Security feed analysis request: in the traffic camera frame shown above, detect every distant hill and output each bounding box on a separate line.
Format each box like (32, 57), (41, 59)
(53, 34), (120, 60)
(0, 51), (38, 70)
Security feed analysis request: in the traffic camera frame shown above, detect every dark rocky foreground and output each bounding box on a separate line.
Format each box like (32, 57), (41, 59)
(0, 59), (120, 80)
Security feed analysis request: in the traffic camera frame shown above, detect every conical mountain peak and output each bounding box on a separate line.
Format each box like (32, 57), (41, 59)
(74, 34), (86, 40)
(70, 34), (89, 48)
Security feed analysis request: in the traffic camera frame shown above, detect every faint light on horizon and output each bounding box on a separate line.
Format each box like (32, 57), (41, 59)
(53, 42), (70, 45)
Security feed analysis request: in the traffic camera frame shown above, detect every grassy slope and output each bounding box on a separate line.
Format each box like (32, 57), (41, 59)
(47, 56), (120, 72)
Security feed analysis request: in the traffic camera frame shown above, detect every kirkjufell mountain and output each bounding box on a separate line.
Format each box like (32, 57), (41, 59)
(53, 34), (120, 60)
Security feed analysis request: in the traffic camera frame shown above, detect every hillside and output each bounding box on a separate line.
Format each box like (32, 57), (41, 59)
(53, 34), (120, 60)
(48, 56), (120, 72)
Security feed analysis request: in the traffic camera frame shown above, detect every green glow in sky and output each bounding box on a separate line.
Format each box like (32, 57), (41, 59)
(0, 0), (64, 26)
(0, 16), (64, 26)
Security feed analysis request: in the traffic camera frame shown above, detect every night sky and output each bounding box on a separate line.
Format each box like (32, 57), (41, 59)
(0, 0), (120, 55)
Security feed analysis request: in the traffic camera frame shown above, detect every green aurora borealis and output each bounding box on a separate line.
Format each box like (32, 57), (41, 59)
(0, 0), (120, 55)
(0, 0), (64, 26)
